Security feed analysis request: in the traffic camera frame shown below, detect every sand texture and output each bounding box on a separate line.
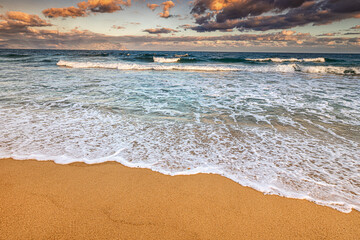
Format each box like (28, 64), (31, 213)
(0, 158), (359, 239)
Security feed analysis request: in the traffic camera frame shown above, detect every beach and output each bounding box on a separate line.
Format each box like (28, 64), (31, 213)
(1, 49), (359, 238)
(1, 0), (360, 238)
(1, 158), (359, 239)
(1, 50), (359, 213)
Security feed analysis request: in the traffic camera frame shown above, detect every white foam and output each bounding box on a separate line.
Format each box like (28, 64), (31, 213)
(294, 65), (360, 75)
(57, 60), (239, 71)
(153, 57), (180, 63)
(57, 60), (359, 76)
(246, 57), (326, 63)
(1, 106), (359, 213)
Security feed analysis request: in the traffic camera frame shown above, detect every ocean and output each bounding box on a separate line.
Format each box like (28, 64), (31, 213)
(0, 49), (359, 213)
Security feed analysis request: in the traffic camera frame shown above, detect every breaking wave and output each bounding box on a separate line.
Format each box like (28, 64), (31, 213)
(153, 57), (180, 63)
(246, 57), (326, 63)
(293, 65), (360, 75)
(57, 60), (360, 75)
(57, 60), (239, 71)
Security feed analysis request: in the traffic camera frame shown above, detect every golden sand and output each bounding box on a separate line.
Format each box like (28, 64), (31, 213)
(0, 158), (359, 239)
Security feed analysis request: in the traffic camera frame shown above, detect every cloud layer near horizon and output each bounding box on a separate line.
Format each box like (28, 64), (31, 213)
(0, 10), (358, 51)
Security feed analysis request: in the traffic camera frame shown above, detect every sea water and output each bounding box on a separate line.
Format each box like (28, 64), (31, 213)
(0, 49), (359, 212)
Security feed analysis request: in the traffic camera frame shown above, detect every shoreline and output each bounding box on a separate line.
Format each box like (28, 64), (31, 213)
(1, 158), (359, 239)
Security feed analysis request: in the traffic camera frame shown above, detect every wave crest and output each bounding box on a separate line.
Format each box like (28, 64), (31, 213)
(153, 57), (180, 63)
(294, 65), (360, 75)
(57, 60), (238, 71)
(246, 57), (326, 63)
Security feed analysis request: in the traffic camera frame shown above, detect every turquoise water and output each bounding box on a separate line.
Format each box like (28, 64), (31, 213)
(0, 49), (359, 212)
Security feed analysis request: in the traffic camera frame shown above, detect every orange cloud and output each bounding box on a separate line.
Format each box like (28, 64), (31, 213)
(79, 0), (131, 13)
(0, 11), (51, 30)
(159, 1), (175, 18)
(42, 7), (87, 18)
(147, 3), (160, 11)
(43, 0), (131, 18)
(207, 0), (238, 11)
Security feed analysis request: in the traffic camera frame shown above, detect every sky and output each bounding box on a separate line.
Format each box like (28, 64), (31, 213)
(0, 0), (359, 52)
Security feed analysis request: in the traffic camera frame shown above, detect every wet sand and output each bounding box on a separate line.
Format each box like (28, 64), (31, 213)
(0, 158), (359, 239)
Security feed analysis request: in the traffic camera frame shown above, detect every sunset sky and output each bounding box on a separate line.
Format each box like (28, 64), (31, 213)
(0, 0), (359, 52)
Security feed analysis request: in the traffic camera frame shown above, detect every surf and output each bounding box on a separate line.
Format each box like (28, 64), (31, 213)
(57, 60), (360, 75)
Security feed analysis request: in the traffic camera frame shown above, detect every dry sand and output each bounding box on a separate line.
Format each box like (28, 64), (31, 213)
(0, 158), (359, 240)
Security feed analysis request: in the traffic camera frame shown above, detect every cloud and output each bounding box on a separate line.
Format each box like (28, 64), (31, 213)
(0, 11), (52, 34)
(146, 3), (159, 11)
(344, 32), (360, 35)
(191, 0), (360, 32)
(144, 27), (178, 34)
(0, 11), (358, 51)
(191, 0), (309, 18)
(1, 17), (359, 51)
(42, 7), (87, 18)
(159, 1), (175, 18)
(317, 33), (336, 36)
(43, 0), (131, 18)
(0, 11), (51, 27)
(0, 27), (127, 50)
(112, 25), (125, 29)
(179, 24), (195, 30)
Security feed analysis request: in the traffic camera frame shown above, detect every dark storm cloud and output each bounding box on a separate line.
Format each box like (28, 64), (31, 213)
(190, 0), (360, 32)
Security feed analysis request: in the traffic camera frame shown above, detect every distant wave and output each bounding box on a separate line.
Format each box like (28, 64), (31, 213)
(57, 60), (237, 71)
(79, 53), (110, 57)
(57, 60), (359, 75)
(174, 54), (189, 57)
(246, 57), (326, 63)
(210, 57), (247, 63)
(178, 58), (198, 63)
(0, 53), (31, 58)
(153, 57), (180, 63)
